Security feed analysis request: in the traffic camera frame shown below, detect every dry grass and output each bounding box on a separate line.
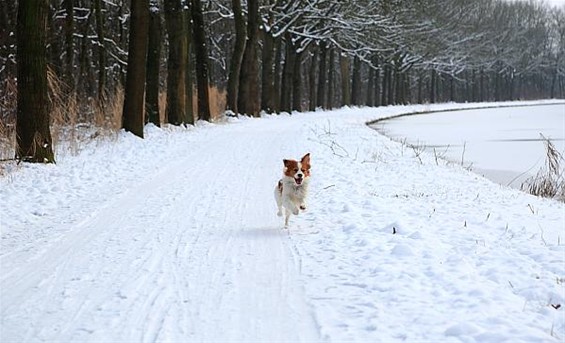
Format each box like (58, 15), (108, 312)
(0, 114), (15, 161)
(522, 135), (565, 201)
(1, 74), (227, 175)
(48, 69), (79, 154)
(94, 87), (124, 132)
(157, 85), (226, 125)
(191, 86), (227, 122)
(208, 86), (227, 122)
(0, 77), (17, 162)
(47, 70), (124, 157)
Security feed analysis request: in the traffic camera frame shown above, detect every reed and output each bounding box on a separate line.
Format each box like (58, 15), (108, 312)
(522, 135), (564, 201)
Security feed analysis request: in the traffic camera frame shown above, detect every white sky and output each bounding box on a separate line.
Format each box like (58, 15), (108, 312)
(514, 0), (565, 7)
(542, 0), (565, 7)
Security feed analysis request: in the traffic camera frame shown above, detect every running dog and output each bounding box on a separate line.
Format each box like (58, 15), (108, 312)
(274, 153), (311, 227)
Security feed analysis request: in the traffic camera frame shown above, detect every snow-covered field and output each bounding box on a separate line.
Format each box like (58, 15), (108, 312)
(373, 104), (565, 188)
(1, 101), (564, 342)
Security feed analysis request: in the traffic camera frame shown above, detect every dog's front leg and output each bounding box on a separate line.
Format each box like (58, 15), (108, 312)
(299, 200), (307, 211)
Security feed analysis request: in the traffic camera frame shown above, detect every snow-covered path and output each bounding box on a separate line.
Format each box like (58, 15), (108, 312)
(2, 120), (322, 341)
(1, 101), (564, 342)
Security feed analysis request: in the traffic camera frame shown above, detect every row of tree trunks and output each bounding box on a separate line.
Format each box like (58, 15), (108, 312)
(252, 32), (563, 117)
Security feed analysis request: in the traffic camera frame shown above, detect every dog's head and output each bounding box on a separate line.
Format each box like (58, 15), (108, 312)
(283, 153), (311, 186)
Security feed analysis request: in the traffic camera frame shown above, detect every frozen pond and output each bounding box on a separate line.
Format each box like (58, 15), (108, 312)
(372, 104), (565, 188)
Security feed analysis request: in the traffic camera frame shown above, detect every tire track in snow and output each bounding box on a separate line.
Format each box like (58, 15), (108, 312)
(1, 122), (321, 342)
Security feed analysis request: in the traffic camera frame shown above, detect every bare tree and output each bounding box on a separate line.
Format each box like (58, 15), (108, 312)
(238, 0), (260, 116)
(191, 0), (212, 121)
(164, 0), (187, 125)
(226, 0), (246, 115)
(122, 0), (149, 138)
(16, 0), (54, 163)
(94, 0), (106, 103)
(145, 1), (162, 126)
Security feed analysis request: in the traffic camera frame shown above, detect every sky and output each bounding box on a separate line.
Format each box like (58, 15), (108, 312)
(541, 0), (565, 7)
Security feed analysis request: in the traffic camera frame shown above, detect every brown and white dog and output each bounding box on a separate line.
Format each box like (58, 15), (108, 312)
(274, 153), (311, 227)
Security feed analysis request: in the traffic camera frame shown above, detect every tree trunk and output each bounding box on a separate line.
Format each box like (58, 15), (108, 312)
(292, 50), (303, 112)
(327, 48), (335, 109)
(78, 2), (94, 98)
(374, 63), (381, 107)
(63, 0), (75, 90)
(273, 38), (283, 112)
(449, 74), (455, 102)
(16, 0), (55, 163)
(430, 69), (436, 104)
(381, 64), (389, 106)
(394, 69), (402, 104)
(387, 66), (394, 105)
(227, 0), (246, 115)
(351, 55), (361, 106)
(117, 2), (127, 87)
(164, 0), (187, 125)
(280, 36), (294, 113)
(184, 9), (194, 124)
(122, 0), (149, 138)
(366, 64), (375, 106)
(340, 53), (351, 106)
(145, 4), (161, 126)
(479, 69), (484, 102)
(550, 67), (557, 99)
(261, 30), (275, 113)
(238, 0), (260, 116)
(191, 0), (211, 121)
(308, 51), (317, 111)
(316, 42), (327, 109)
(94, 0), (106, 103)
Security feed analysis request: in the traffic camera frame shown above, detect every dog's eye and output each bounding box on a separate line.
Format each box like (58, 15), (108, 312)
(294, 168), (299, 172)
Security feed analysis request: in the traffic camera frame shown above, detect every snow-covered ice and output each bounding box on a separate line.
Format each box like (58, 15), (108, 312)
(1, 101), (564, 342)
(373, 103), (565, 188)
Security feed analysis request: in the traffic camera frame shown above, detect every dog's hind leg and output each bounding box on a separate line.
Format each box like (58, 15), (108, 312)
(284, 208), (291, 227)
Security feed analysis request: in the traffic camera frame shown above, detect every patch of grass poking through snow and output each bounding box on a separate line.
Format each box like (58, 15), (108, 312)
(522, 135), (565, 202)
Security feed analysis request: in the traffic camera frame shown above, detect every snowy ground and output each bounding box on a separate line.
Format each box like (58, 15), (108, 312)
(1, 101), (564, 342)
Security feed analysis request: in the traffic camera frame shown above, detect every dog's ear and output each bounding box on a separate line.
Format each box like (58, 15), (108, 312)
(301, 153), (310, 165)
(283, 159), (291, 167)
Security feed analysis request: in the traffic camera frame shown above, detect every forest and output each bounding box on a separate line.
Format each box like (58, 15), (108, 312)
(0, 0), (564, 162)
